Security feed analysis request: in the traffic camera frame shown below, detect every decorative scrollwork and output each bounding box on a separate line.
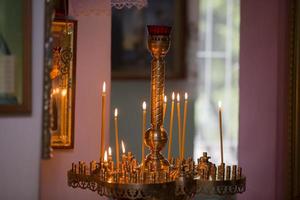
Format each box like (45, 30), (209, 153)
(89, 181), (98, 191)
(111, 0), (148, 10)
(68, 168), (245, 199)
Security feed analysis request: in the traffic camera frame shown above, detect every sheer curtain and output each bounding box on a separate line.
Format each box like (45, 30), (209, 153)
(193, 0), (240, 165)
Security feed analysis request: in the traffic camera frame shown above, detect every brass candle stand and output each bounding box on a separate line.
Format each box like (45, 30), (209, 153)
(67, 25), (246, 199)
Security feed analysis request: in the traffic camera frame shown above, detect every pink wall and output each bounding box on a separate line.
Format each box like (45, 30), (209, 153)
(0, 0), (43, 199)
(40, 1), (111, 199)
(238, 0), (289, 199)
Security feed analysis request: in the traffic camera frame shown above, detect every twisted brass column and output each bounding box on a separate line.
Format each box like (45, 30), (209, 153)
(144, 25), (171, 171)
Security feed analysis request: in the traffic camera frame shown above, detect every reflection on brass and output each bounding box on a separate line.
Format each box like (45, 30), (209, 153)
(50, 19), (77, 149)
(226, 166), (231, 180)
(197, 152), (212, 180)
(67, 25), (246, 199)
(211, 164), (217, 180)
(232, 165), (237, 180)
(144, 25), (171, 171)
(217, 163), (225, 181)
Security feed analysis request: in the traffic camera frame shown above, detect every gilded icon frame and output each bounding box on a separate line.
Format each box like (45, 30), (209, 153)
(50, 18), (77, 149)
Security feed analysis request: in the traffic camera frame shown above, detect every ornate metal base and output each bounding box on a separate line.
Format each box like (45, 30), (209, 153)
(68, 171), (245, 200)
(68, 152), (246, 200)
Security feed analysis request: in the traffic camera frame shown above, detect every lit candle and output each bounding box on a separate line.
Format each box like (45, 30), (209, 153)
(121, 141), (127, 174)
(114, 108), (120, 170)
(168, 92), (175, 160)
(121, 140), (126, 161)
(108, 146), (112, 160)
(176, 93), (182, 159)
(103, 150), (108, 171)
(104, 150), (108, 162)
(218, 101), (224, 164)
(108, 146), (114, 171)
(181, 92), (188, 159)
(100, 82), (106, 159)
(163, 95), (167, 123)
(142, 101), (147, 169)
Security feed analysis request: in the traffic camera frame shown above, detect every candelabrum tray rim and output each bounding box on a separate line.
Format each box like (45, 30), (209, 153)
(68, 170), (246, 199)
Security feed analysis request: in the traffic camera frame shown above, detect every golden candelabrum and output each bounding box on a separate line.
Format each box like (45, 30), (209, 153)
(67, 25), (246, 200)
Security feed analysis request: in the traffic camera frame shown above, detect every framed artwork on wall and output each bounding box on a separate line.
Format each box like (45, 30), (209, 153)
(0, 0), (31, 114)
(50, 18), (77, 149)
(111, 0), (186, 79)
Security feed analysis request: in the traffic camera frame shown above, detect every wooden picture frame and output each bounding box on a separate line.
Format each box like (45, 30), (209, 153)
(288, 0), (300, 199)
(111, 0), (186, 80)
(50, 18), (77, 149)
(0, 0), (31, 114)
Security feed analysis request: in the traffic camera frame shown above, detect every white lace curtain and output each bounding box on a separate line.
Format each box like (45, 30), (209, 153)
(70, 0), (148, 16)
(111, 0), (148, 9)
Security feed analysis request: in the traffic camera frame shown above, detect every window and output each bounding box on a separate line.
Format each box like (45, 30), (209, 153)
(194, 0), (240, 165)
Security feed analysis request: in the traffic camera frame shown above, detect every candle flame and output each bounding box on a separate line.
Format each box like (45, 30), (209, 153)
(114, 108), (118, 117)
(55, 88), (60, 94)
(164, 95), (167, 103)
(102, 81), (106, 93)
(108, 146), (112, 156)
(218, 101), (222, 109)
(177, 93), (180, 102)
(172, 92), (175, 101)
(121, 140), (125, 154)
(142, 101), (146, 110)
(104, 150), (108, 162)
(184, 92), (188, 100)
(61, 88), (67, 96)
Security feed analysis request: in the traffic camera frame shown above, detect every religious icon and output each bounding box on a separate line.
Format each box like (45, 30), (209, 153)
(50, 18), (77, 149)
